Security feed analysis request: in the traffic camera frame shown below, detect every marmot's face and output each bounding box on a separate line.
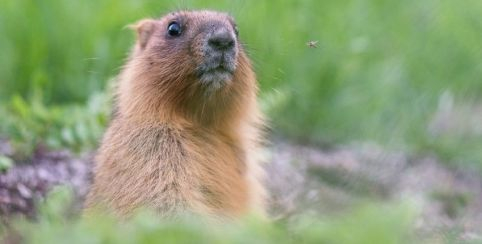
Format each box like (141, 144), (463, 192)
(134, 11), (240, 91)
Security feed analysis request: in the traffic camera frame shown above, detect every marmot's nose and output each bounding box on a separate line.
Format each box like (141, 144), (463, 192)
(208, 30), (235, 51)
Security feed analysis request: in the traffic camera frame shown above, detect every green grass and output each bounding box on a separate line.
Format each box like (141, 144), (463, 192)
(1, 0), (481, 169)
(3, 186), (417, 244)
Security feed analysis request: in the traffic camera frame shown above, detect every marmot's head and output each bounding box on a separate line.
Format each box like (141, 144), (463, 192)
(119, 10), (256, 123)
(131, 10), (244, 92)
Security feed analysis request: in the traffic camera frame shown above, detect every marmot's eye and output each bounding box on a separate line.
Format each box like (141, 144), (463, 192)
(167, 21), (181, 36)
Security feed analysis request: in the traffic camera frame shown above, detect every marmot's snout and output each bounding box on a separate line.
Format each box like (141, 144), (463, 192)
(197, 23), (238, 89)
(208, 28), (235, 51)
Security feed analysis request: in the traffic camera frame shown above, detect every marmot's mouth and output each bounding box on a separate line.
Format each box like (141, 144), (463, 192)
(197, 56), (236, 90)
(206, 64), (234, 75)
(197, 65), (234, 90)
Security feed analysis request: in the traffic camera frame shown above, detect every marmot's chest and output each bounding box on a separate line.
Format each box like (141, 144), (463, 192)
(133, 128), (249, 215)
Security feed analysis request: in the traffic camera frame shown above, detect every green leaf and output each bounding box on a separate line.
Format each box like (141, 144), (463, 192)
(0, 154), (14, 171)
(10, 95), (30, 119)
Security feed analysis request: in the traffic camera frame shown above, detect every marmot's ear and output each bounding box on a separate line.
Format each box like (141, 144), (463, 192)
(129, 19), (157, 49)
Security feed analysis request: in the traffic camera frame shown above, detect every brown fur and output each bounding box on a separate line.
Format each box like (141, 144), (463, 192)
(84, 10), (265, 219)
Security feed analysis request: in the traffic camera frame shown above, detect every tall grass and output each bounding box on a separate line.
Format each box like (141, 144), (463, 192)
(1, 0), (482, 168)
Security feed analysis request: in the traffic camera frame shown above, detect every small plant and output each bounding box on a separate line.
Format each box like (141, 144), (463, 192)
(0, 155), (13, 171)
(0, 92), (110, 158)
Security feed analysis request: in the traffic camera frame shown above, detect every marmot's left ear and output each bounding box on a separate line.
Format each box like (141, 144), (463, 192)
(129, 19), (157, 49)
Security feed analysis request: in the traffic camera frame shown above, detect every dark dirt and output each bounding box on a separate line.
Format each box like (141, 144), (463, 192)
(1, 139), (481, 242)
(266, 142), (482, 242)
(0, 140), (92, 221)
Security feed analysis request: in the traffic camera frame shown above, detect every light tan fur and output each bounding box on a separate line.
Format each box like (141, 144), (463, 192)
(85, 10), (265, 219)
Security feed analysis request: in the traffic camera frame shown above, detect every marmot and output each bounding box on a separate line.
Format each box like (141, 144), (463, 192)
(85, 10), (265, 219)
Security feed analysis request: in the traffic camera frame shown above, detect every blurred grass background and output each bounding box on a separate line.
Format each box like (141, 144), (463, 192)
(1, 0), (482, 168)
(0, 0), (481, 242)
